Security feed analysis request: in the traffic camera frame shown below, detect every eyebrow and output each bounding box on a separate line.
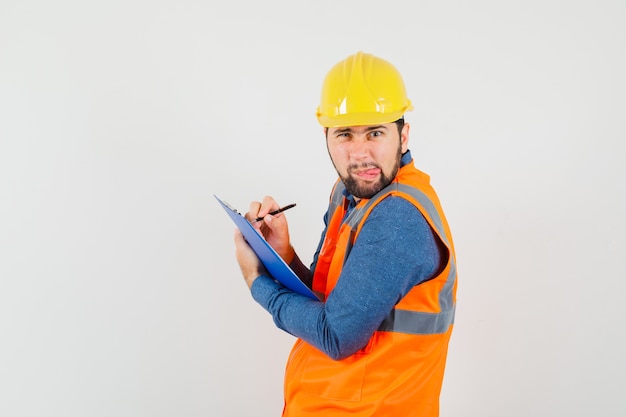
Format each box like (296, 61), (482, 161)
(333, 125), (388, 135)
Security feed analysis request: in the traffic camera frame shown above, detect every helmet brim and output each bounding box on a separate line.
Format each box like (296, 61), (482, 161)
(316, 106), (413, 128)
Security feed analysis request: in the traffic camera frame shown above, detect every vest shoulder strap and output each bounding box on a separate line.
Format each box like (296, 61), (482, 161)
(327, 180), (346, 221)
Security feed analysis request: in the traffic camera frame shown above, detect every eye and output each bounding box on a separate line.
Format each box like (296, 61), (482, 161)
(335, 132), (352, 141)
(369, 130), (383, 138)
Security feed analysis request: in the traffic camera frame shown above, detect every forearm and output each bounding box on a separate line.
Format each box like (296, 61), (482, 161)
(250, 271), (394, 360)
(251, 276), (353, 360)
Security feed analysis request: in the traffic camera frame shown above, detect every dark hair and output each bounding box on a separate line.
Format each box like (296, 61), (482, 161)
(394, 117), (405, 136)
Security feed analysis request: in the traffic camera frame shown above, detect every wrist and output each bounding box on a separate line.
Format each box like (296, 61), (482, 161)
(245, 273), (261, 290)
(282, 245), (295, 265)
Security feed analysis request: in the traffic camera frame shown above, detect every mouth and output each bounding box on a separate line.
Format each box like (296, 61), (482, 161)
(350, 165), (381, 181)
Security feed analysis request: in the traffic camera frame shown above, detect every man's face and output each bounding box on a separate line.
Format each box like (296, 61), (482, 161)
(326, 122), (409, 200)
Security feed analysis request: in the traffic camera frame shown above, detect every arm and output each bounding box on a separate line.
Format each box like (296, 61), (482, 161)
(249, 197), (444, 360)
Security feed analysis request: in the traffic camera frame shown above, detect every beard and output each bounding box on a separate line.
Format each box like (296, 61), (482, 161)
(339, 150), (402, 199)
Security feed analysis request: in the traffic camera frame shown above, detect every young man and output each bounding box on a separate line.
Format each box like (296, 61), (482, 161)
(233, 51), (458, 417)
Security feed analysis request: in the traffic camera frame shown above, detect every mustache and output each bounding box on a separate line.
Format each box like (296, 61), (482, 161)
(347, 162), (381, 173)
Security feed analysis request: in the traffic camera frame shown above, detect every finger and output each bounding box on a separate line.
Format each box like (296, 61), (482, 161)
(261, 211), (288, 239)
(234, 229), (256, 260)
(258, 195), (280, 218)
(233, 229), (246, 248)
(246, 201), (262, 222)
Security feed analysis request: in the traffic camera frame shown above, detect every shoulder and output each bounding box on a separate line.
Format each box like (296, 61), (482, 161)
(360, 195), (433, 242)
(367, 195), (425, 224)
(357, 195), (444, 282)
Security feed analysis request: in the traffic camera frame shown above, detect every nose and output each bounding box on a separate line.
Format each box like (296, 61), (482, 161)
(348, 137), (370, 160)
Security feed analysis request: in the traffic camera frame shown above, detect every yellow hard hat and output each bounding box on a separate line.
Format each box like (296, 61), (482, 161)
(316, 51), (413, 127)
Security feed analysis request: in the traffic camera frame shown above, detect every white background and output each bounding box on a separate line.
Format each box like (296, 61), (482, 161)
(1, 1), (625, 416)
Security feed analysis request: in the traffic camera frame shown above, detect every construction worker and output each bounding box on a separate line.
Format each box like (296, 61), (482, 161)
(233, 51), (458, 417)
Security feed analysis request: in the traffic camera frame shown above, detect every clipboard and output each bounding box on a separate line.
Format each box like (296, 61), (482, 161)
(214, 195), (319, 300)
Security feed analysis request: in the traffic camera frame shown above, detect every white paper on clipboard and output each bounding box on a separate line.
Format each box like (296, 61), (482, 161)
(214, 195), (319, 300)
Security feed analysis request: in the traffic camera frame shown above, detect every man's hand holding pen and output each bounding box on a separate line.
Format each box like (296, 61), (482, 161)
(252, 203), (296, 223)
(245, 196), (296, 265)
(233, 196), (296, 289)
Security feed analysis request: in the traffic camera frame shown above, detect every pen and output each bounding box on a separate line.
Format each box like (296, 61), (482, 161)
(253, 203), (296, 222)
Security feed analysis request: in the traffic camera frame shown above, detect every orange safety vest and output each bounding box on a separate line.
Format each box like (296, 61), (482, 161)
(283, 161), (457, 417)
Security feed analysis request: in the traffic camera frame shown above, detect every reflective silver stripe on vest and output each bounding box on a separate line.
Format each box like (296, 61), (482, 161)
(378, 261), (457, 335)
(340, 181), (457, 335)
(327, 181), (346, 221)
(378, 304), (456, 335)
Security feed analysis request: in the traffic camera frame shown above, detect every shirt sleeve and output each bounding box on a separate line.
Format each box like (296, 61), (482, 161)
(250, 196), (443, 360)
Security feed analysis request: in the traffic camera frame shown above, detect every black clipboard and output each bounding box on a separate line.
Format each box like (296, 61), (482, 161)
(214, 195), (319, 300)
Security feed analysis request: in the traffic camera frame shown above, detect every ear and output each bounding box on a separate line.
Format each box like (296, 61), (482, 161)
(400, 123), (410, 153)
